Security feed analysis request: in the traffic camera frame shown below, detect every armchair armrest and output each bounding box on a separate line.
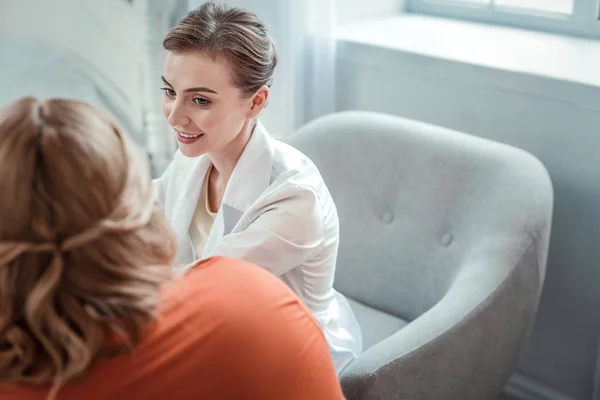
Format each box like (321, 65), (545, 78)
(341, 235), (542, 400)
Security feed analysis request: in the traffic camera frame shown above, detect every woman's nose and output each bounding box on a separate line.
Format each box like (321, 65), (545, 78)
(166, 100), (190, 127)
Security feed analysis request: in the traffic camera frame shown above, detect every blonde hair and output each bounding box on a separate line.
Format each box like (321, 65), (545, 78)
(0, 97), (176, 397)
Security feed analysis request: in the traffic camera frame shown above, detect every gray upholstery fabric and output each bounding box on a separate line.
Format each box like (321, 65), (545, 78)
(347, 297), (409, 351)
(287, 111), (553, 400)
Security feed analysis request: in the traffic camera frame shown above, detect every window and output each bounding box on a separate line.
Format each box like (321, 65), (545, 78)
(495, 0), (573, 14)
(408, 0), (600, 38)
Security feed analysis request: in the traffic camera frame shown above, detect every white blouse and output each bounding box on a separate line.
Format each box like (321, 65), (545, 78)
(154, 121), (362, 374)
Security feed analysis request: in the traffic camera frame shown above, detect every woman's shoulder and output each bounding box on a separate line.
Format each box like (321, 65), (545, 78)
(271, 137), (316, 171)
(168, 256), (304, 310)
(253, 135), (338, 230)
(268, 138), (330, 193)
(159, 257), (328, 358)
(155, 257), (344, 400)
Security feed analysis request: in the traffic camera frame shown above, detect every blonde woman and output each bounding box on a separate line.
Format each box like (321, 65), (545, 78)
(0, 97), (345, 400)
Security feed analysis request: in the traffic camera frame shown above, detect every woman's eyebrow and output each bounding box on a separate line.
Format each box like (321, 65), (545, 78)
(161, 76), (218, 94)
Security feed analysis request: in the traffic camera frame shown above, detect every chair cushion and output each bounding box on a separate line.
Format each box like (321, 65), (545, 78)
(347, 297), (408, 351)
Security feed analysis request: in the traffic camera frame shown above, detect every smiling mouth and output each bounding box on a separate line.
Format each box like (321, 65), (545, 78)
(175, 130), (203, 139)
(177, 130), (202, 139)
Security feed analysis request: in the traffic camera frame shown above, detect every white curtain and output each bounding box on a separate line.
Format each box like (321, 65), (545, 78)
(187, 0), (338, 137)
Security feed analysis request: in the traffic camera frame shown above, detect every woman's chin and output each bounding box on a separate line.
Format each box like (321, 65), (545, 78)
(178, 143), (207, 158)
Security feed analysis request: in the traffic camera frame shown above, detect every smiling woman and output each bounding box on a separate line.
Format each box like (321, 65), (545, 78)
(153, 1), (363, 374)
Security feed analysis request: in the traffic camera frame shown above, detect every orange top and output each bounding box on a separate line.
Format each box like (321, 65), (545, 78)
(0, 257), (345, 400)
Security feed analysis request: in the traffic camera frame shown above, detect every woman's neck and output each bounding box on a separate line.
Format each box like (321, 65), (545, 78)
(208, 119), (255, 181)
(205, 119), (256, 212)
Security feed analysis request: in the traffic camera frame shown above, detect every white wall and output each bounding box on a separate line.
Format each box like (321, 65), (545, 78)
(0, 0), (146, 112)
(336, 40), (600, 400)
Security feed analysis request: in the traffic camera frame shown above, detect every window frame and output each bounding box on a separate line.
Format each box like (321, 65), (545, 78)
(407, 0), (600, 38)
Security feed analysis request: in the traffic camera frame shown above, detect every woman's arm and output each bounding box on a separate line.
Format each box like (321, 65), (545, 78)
(208, 184), (327, 276)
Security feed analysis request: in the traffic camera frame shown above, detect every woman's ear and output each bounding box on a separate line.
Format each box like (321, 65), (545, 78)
(247, 86), (269, 119)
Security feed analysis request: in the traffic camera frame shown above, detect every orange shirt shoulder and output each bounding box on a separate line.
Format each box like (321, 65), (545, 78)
(0, 257), (345, 400)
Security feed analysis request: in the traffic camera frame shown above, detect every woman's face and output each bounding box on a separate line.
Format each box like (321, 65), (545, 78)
(161, 51), (261, 158)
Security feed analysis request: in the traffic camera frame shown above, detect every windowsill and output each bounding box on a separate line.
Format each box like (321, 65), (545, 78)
(335, 15), (600, 109)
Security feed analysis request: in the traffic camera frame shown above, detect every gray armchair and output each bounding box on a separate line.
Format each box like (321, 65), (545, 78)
(287, 111), (553, 400)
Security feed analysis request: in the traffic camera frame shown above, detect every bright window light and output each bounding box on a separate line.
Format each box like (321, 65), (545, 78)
(434, 0), (574, 14)
(495, 0), (574, 14)
(410, 0), (597, 37)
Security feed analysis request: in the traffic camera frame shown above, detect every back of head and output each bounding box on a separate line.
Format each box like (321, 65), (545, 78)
(0, 97), (176, 393)
(163, 1), (278, 97)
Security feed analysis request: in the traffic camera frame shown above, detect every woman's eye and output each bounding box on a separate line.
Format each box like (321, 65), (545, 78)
(161, 88), (176, 97)
(193, 98), (210, 106)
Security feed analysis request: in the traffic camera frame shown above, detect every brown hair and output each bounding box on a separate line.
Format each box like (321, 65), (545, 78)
(163, 1), (278, 98)
(0, 97), (176, 398)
